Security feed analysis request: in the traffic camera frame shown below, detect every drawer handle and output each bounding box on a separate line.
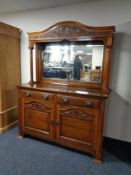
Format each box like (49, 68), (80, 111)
(42, 94), (49, 100)
(63, 97), (69, 103)
(85, 100), (93, 107)
(25, 92), (31, 97)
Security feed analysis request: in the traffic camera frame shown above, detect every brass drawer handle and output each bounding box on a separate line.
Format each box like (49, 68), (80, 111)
(85, 100), (93, 107)
(63, 97), (69, 103)
(42, 94), (49, 100)
(25, 92), (31, 97)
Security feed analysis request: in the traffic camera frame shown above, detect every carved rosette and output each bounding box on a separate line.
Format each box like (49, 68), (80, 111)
(24, 102), (49, 112)
(60, 108), (93, 120)
(30, 25), (110, 40)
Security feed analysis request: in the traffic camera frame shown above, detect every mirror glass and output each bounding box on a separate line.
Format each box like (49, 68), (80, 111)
(42, 43), (104, 83)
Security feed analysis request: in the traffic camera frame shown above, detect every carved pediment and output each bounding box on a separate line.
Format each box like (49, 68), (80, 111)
(28, 21), (115, 41)
(30, 26), (107, 40)
(24, 101), (49, 112)
(60, 108), (93, 120)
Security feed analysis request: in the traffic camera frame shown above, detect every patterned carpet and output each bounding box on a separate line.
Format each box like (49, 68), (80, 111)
(0, 128), (131, 175)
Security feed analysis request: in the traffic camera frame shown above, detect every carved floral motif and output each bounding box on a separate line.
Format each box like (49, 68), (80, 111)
(24, 101), (49, 112)
(30, 25), (110, 40)
(60, 108), (93, 120)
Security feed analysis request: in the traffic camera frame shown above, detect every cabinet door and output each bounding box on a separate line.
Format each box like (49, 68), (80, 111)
(56, 97), (100, 154)
(23, 98), (54, 141)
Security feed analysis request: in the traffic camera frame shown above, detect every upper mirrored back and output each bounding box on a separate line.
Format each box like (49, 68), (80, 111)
(42, 43), (104, 83)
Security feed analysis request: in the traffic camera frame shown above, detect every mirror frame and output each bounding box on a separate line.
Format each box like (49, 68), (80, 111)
(28, 21), (115, 95)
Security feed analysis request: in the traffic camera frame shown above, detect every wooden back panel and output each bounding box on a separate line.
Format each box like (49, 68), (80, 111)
(0, 23), (21, 111)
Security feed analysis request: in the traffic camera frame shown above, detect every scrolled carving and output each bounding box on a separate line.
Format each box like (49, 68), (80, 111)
(30, 25), (110, 40)
(24, 101), (49, 112)
(60, 108), (93, 120)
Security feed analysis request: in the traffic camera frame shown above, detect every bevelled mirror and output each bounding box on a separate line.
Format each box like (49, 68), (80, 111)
(41, 41), (104, 83)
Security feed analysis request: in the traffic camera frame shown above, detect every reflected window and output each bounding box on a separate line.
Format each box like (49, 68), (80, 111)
(42, 43), (104, 83)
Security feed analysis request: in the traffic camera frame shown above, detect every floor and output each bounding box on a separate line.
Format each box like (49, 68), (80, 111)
(0, 128), (131, 175)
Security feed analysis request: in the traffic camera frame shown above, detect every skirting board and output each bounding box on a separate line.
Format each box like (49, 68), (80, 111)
(0, 120), (18, 134)
(0, 106), (18, 133)
(104, 137), (131, 162)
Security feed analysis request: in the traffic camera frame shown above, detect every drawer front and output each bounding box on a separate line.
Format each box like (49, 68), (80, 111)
(22, 90), (54, 101)
(57, 95), (100, 108)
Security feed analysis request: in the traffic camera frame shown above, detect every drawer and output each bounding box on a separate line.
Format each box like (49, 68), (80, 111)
(22, 90), (54, 101)
(57, 95), (100, 108)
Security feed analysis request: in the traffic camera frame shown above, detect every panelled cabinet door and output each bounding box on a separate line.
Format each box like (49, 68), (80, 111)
(23, 98), (54, 141)
(56, 104), (100, 154)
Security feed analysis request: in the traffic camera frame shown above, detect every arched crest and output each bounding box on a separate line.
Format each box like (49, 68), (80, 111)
(28, 21), (115, 42)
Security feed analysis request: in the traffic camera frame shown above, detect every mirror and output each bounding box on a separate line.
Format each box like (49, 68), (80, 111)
(42, 43), (104, 83)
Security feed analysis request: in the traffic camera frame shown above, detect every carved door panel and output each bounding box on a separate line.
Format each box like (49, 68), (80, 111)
(56, 104), (100, 153)
(23, 98), (54, 141)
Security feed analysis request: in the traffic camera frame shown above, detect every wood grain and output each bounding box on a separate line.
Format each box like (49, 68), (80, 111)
(18, 21), (115, 162)
(0, 22), (21, 132)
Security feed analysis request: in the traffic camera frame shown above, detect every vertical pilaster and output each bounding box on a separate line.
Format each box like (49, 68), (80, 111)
(29, 46), (34, 85)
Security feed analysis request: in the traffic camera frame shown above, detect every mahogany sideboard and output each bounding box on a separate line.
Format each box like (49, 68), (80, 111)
(18, 21), (115, 162)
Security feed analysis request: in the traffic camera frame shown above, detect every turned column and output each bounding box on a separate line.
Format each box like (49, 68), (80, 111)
(101, 37), (113, 95)
(29, 46), (34, 85)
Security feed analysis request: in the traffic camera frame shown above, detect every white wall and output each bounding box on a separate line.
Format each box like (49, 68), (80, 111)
(92, 46), (103, 69)
(104, 31), (131, 141)
(0, 0), (131, 142)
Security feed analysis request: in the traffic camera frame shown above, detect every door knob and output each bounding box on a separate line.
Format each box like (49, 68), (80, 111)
(85, 100), (93, 107)
(42, 94), (49, 100)
(56, 118), (60, 126)
(25, 92), (31, 97)
(63, 97), (69, 103)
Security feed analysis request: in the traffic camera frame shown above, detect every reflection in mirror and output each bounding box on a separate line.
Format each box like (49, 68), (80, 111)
(42, 43), (104, 82)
